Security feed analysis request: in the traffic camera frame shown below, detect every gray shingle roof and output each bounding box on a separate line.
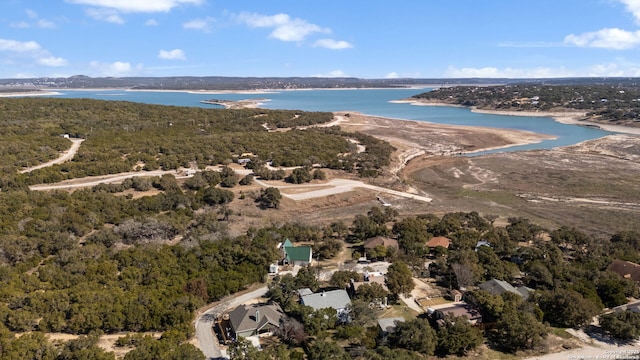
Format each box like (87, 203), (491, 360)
(301, 289), (351, 311)
(228, 303), (284, 336)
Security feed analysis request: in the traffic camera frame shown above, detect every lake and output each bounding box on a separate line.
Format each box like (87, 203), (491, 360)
(49, 88), (612, 153)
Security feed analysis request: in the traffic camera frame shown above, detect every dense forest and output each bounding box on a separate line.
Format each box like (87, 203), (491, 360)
(0, 98), (394, 189)
(412, 84), (640, 125)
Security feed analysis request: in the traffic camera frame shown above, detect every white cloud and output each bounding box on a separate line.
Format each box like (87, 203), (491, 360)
(10, 21), (30, 29)
(37, 19), (56, 29)
(26, 9), (38, 19)
(38, 56), (69, 67)
(313, 39), (353, 50)
(0, 39), (41, 52)
(444, 66), (575, 78)
(0, 38), (68, 69)
(564, 28), (640, 49)
(89, 61), (135, 76)
(444, 63), (640, 78)
(158, 49), (186, 60)
(10, 10), (56, 29)
(183, 17), (215, 32)
(86, 8), (125, 24)
(619, 0), (640, 23)
(66, 0), (203, 13)
(385, 72), (399, 79)
(312, 70), (349, 77)
(236, 12), (330, 42)
(145, 19), (159, 26)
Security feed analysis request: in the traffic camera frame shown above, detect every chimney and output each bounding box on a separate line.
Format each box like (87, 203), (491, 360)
(255, 310), (260, 323)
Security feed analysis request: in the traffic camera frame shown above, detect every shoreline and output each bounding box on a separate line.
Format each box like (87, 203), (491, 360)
(0, 91), (61, 97)
(334, 111), (556, 157)
(400, 99), (640, 136)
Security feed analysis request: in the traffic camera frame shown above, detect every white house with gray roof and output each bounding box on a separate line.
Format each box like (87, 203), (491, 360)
(300, 289), (351, 315)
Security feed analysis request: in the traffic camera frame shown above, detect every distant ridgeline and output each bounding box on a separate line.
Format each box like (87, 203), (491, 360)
(0, 97), (394, 189)
(0, 75), (505, 90)
(3, 75), (640, 90)
(413, 84), (640, 125)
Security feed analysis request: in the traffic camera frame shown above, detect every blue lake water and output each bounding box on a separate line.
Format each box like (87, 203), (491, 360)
(48, 88), (612, 154)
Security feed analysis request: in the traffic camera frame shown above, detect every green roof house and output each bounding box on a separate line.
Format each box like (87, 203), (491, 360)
(280, 239), (313, 266)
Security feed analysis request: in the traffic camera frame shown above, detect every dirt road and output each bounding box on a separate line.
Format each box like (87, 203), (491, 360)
(254, 178), (432, 203)
(20, 138), (84, 173)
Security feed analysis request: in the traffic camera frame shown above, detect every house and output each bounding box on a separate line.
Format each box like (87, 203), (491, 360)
(607, 259), (640, 287)
(228, 303), (285, 338)
(377, 317), (405, 336)
(363, 236), (399, 251)
(349, 273), (389, 301)
(280, 239), (313, 266)
(429, 303), (482, 325)
(363, 236), (399, 258)
(300, 289), (351, 315)
(296, 288), (313, 297)
(426, 236), (450, 249)
(478, 279), (533, 299)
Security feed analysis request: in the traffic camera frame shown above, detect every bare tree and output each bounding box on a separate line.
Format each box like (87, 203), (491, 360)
(451, 263), (474, 290)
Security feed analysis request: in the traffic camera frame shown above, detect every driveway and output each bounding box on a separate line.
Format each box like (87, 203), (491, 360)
(194, 287), (268, 360)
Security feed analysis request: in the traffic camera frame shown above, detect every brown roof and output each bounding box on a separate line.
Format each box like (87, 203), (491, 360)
(363, 236), (399, 249)
(607, 259), (640, 284)
(426, 236), (450, 249)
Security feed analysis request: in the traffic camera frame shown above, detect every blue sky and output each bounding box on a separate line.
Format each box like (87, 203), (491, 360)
(2, 0), (640, 79)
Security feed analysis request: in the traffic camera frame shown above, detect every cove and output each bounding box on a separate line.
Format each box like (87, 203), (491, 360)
(50, 88), (612, 153)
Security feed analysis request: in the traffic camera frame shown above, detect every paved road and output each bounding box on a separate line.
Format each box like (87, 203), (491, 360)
(195, 287), (268, 360)
(20, 138), (84, 173)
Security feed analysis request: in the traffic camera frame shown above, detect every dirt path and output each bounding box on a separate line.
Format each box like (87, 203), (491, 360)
(254, 178), (432, 203)
(29, 169), (188, 191)
(20, 138), (85, 173)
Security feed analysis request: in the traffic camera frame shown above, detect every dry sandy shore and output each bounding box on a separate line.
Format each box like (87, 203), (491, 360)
(0, 91), (61, 97)
(334, 111), (555, 159)
(398, 98), (640, 136)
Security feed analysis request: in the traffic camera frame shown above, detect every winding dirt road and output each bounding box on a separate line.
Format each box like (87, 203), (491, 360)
(20, 138), (85, 173)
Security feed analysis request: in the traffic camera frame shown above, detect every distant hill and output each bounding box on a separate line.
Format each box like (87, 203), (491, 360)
(2, 75), (640, 91)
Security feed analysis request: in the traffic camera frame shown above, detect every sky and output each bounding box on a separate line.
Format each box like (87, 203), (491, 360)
(3, 0), (640, 79)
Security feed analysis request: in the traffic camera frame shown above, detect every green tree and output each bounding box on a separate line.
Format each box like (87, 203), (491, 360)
(538, 289), (600, 328)
(389, 318), (437, 355)
(491, 309), (547, 353)
(355, 283), (389, 305)
(386, 261), (415, 298)
(285, 168), (312, 184)
(436, 314), (484, 356)
(306, 338), (350, 360)
(599, 310), (640, 340)
(256, 187), (282, 209)
(329, 270), (362, 288)
(239, 174), (254, 185)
